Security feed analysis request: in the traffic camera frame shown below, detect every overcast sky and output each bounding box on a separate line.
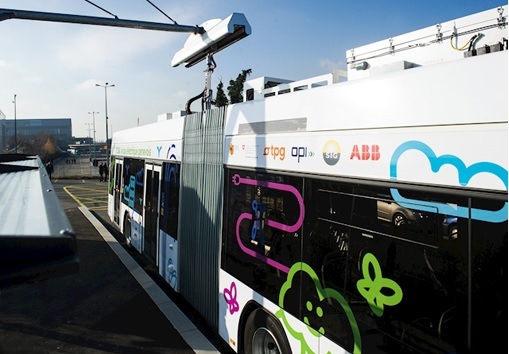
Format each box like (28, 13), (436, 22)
(0, 0), (503, 140)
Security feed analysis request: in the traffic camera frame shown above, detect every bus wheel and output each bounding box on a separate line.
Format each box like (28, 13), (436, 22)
(123, 215), (133, 248)
(244, 309), (291, 354)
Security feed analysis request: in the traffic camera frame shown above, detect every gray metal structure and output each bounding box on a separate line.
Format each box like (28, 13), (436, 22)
(0, 8), (203, 34)
(179, 108), (226, 329)
(1, 8), (251, 113)
(0, 154), (79, 287)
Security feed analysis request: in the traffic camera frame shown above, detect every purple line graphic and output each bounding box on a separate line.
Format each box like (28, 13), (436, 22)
(232, 174), (305, 274)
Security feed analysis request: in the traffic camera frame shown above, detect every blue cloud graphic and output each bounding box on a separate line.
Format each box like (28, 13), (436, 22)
(390, 141), (508, 223)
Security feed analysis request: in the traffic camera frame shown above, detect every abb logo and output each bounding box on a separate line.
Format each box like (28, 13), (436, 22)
(350, 144), (380, 160)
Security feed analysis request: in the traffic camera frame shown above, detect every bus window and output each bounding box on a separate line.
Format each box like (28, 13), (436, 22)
(122, 158), (145, 215)
(302, 178), (490, 353)
(469, 197), (507, 352)
(302, 179), (358, 352)
(222, 169), (303, 305)
(349, 187), (440, 248)
(160, 162), (180, 239)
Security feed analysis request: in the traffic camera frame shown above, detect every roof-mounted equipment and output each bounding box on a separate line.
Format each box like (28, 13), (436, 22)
(171, 13), (251, 68)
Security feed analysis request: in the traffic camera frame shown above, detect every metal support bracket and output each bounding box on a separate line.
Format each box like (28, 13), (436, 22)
(436, 24), (443, 43)
(497, 6), (506, 29)
(389, 38), (395, 55)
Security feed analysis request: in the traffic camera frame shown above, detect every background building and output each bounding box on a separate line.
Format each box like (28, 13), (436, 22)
(4, 118), (72, 151)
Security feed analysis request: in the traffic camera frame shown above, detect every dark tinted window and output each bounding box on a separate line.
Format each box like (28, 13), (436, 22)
(470, 197), (507, 352)
(222, 171), (507, 353)
(160, 162), (180, 239)
(303, 179), (473, 353)
(122, 158), (144, 215)
(222, 169), (303, 305)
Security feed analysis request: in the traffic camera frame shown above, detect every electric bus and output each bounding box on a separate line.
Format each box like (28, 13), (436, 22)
(108, 7), (507, 353)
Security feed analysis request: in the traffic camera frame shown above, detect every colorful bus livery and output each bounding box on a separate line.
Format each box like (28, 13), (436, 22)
(225, 125), (508, 191)
(109, 118), (184, 287)
(108, 7), (507, 354)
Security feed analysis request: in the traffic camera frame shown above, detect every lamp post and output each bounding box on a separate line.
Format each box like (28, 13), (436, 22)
(88, 111), (98, 146)
(12, 94), (17, 153)
(95, 83), (114, 163)
(88, 111), (98, 160)
(85, 122), (93, 161)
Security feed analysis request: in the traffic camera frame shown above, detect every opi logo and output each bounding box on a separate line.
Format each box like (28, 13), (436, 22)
(291, 146), (315, 162)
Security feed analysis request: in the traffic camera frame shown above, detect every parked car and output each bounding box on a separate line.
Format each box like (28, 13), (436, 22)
(377, 200), (427, 228)
(442, 215), (458, 239)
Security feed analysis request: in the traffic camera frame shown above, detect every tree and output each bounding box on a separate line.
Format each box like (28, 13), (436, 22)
(215, 80), (229, 107)
(227, 69), (252, 104)
(14, 132), (61, 162)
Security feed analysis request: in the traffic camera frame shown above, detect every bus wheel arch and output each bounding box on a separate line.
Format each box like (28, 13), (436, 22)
(242, 306), (292, 354)
(123, 212), (133, 248)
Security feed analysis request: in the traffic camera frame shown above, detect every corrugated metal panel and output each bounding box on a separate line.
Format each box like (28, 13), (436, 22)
(179, 108), (226, 329)
(0, 154), (78, 287)
(0, 154), (67, 236)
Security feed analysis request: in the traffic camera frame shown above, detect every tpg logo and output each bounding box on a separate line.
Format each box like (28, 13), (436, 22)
(291, 146), (315, 163)
(263, 145), (286, 160)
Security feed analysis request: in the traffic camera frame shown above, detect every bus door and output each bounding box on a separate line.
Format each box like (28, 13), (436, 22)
(158, 161), (180, 292)
(144, 163), (161, 264)
(113, 161), (122, 224)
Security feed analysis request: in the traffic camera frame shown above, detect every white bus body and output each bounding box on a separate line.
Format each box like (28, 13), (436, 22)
(109, 6), (507, 354)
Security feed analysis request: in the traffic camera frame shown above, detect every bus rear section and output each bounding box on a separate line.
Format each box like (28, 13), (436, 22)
(218, 7), (507, 353)
(220, 168), (507, 354)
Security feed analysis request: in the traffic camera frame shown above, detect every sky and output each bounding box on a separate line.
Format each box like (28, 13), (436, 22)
(0, 0), (505, 141)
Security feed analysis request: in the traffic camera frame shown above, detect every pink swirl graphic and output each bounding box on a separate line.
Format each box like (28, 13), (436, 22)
(232, 174), (305, 274)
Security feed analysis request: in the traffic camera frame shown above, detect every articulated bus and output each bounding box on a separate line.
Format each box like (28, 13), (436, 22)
(108, 7), (507, 354)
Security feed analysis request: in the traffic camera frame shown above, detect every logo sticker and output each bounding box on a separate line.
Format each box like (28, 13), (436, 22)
(322, 140), (341, 166)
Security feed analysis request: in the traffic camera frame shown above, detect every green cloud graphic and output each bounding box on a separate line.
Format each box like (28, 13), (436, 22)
(276, 262), (362, 354)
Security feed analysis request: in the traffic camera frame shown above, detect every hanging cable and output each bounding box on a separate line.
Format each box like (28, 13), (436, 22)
(144, 0), (178, 24)
(83, 0), (118, 19)
(450, 33), (479, 51)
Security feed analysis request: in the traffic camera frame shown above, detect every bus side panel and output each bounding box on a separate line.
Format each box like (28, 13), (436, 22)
(220, 167), (507, 353)
(158, 162), (181, 292)
(159, 232), (178, 291)
(121, 157), (145, 253)
(218, 270), (317, 354)
(225, 124), (507, 193)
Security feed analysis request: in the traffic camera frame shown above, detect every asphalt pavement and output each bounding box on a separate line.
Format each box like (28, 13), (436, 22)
(0, 157), (234, 354)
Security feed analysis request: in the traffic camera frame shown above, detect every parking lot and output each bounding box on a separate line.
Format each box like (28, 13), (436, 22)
(63, 181), (108, 211)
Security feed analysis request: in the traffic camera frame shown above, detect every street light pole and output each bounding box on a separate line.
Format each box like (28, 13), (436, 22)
(88, 111), (98, 160)
(95, 83), (114, 164)
(85, 122), (93, 156)
(88, 111), (98, 146)
(12, 94), (17, 153)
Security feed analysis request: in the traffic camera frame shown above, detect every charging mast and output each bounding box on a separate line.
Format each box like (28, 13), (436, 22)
(1, 8), (252, 120)
(171, 13), (252, 122)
